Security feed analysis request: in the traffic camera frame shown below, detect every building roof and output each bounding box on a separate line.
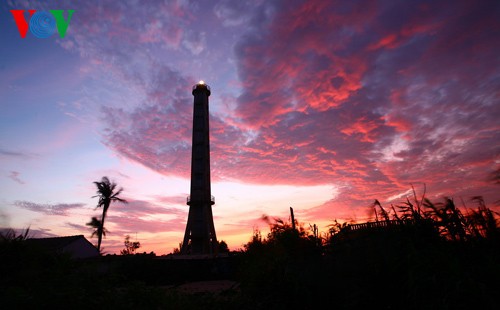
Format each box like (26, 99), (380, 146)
(27, 235), (85, 249)
(27, 235), (99, 259)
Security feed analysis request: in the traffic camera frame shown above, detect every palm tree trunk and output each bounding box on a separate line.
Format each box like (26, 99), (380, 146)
(97, 201), (109, 253)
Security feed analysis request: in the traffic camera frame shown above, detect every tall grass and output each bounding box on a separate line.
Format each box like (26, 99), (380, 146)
(238, 191), (500, 309)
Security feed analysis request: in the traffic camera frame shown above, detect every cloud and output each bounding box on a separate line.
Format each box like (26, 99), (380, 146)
(106, 215), (185, 234)
(228, 0), (500, 205)
(65, 222), (88, 232)
(0, 149), (26, 157)
(101, 66), (194, 178)
(214, 0), (263, 27)
(89, 0), (500, 218)
(182, 30), (206, 55)
(8, 171), (25, 184)
(82, 198), (187, 234)
(0, 227), (58, 239)
(0, 210), (10, 227)
(9, 0), (496, 221)
(153, 195), (189, 205)
(112, 199), (185, 217)
(14, 201), (85, 216)
(0, 148), (37, 159)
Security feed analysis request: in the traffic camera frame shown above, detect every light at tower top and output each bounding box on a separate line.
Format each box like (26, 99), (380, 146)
(192, 80), (211, 96)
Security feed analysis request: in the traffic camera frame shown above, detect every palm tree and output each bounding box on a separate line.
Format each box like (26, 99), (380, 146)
(86, 217), (108, 244)
(92, 176), (127, 253)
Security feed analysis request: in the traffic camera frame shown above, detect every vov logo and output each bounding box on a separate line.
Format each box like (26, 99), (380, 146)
(10, 10), (74, 38)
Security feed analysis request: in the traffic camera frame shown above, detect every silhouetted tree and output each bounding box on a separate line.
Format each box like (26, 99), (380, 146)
(240, 214), (325, 308)
(86, 217), (107, 238)
(171, 242), (184, 254)
(86, 217), (108, 250)
(218, 240), (229, 253)
(92, 176), (127, 253)
(120, 235), (141, 255)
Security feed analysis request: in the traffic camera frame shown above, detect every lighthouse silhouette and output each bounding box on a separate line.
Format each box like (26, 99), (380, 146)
(181, 81), (218, 255)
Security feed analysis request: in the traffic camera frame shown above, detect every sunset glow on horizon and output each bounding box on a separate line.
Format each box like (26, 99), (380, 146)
(1, 0), (499, 255)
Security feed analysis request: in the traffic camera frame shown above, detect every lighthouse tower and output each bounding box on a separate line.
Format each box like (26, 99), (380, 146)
(181, 81), (218, 255)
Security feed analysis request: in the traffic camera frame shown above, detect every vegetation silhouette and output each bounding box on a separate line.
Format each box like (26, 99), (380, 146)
(86, 216), (108, 240)
(1, 188), (499, 309)
(236, 191), (500, 309)
(121, 234), (141, 255)
(173, 239), (230, 254)
(92, 176), (127, 253)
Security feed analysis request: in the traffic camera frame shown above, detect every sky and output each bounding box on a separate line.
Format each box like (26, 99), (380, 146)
(1, 0), (499, 255)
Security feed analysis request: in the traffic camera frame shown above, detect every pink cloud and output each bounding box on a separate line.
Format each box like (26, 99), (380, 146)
(59, 0), (499, 220)
(340, 117), (382, 143)
(106, 215), (185, 234)
(82, 199), (187, 238)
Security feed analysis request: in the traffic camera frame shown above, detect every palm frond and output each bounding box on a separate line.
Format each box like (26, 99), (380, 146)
(91, 176), (126, 252)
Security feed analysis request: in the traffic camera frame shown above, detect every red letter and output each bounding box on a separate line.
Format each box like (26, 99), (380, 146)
(10, 10), (36, 38)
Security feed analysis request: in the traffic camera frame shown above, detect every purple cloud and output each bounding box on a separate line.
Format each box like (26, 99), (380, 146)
(0, 148), (37, 159)
(14, 201), (85, 216)
(8, 171), (25, 184)
(103, 1), (498, 215)
(8, 0), (497, 221)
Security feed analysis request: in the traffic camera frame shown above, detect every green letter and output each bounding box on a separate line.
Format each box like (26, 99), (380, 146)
(50, 10), (74, 38)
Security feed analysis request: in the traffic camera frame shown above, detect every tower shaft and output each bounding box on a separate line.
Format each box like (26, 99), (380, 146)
(181, 82), (217, 255)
